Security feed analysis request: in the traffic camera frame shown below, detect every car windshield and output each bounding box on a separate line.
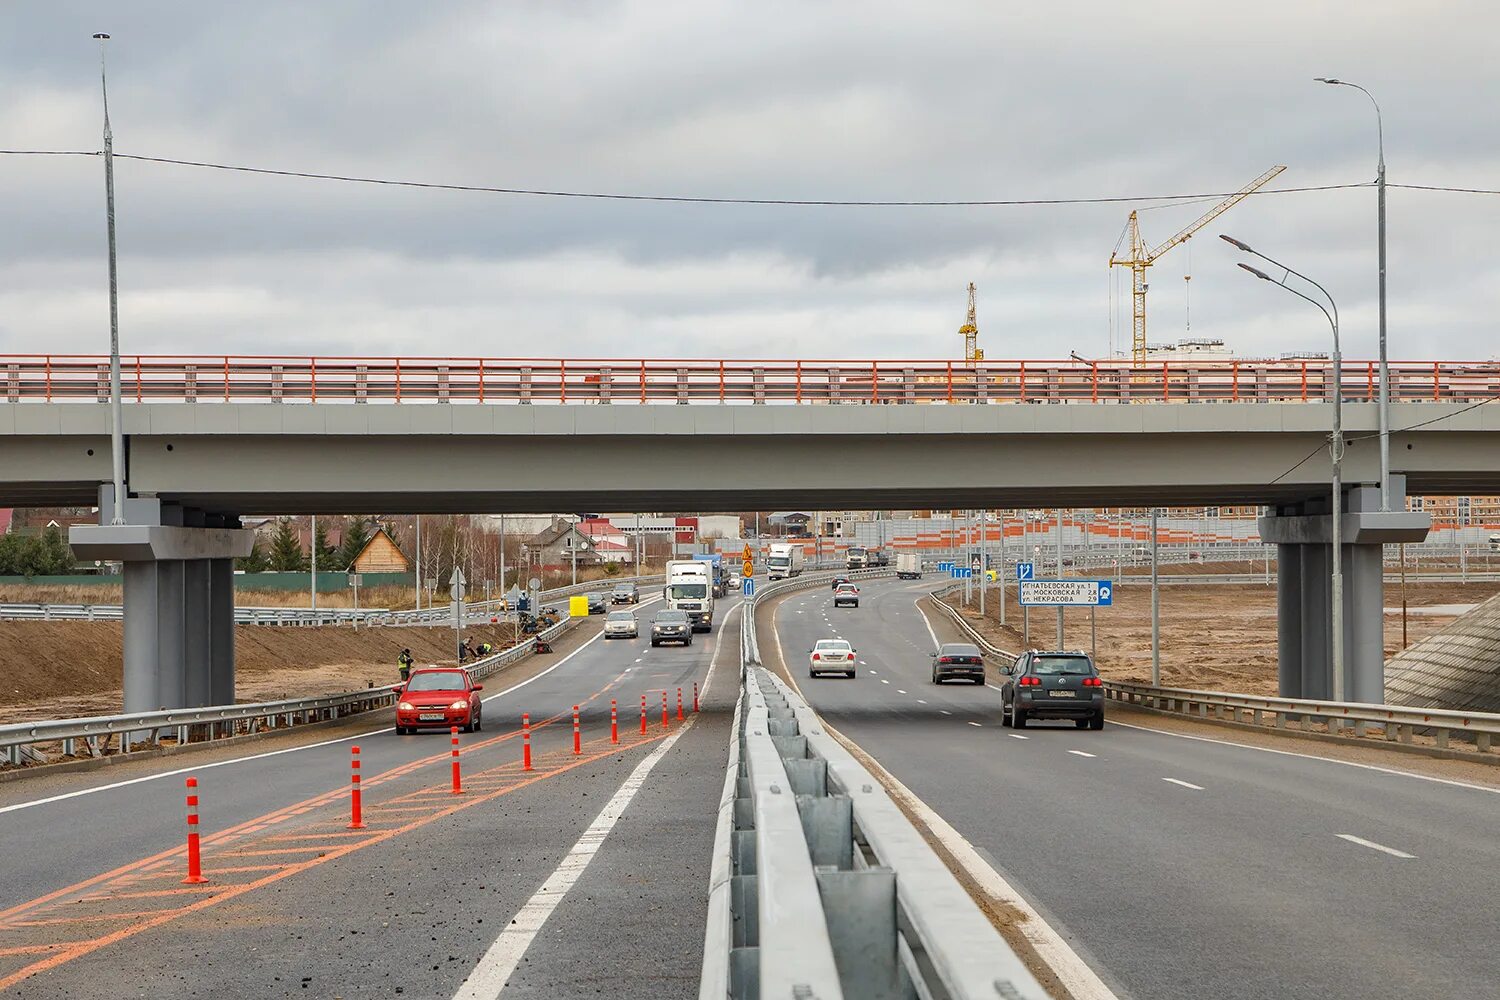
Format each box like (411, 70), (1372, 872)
(836, 585), (857, 593)
(613, 585), (634, 593)
(668, 583), (707, 599)
(656, 611), (688, 623)
(588, 592), (607, 601)
(1030, 655), (1095, 676)
(607, 611), (634, 622)
(939, 644), (981, 659)
(815, 640), (852, 651)
(405, 671), (468, 692)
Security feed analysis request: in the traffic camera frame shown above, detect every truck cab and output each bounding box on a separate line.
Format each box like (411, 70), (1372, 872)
(665, 560), (715, 632)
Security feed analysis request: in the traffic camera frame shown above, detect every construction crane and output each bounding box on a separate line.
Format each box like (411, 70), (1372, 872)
(1109, 165), (1286, 364)
(958, 282), (982, 361)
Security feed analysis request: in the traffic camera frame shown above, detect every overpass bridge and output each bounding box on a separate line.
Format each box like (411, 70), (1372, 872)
(2, 354), (1496, 715)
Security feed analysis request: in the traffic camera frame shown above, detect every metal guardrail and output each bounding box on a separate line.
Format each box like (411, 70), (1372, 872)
(929, 585), (1500, 756)
(5, 353), (1498, 405)
(1104, 681), (1500, 755)
(702, 569), (1047, 998)
(0, 574), (666, 627)
(0, 614), (579, 767)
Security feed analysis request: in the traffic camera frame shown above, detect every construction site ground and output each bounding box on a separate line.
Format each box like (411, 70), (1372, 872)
(943, 579), (1500, 695)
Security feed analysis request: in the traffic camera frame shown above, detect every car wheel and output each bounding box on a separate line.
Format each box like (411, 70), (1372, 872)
(1000, 703), (1011, 728)
(395, 725), (407, 735)
(474, 710), (483, 732)
(1013, 707), (1027, 729)
(1090, 711), (1106, 731)
(932, 672), (942, 684)
(974, 676), (985, 685)
(1075, 718), (1089, 729)
(809, 669), (818, 679)
(651, 640), (659, 647)
(846, 670), (855, 678)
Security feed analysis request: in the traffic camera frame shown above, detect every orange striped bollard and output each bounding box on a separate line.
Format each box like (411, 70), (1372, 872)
(450, 726), (463, 795)
(348, 746), (366, 830)
(640, 695), (647, 735)
(611, 699), (619, 744)
(182, 777), (207, 884)
(661, 690), (669, 728)
(522, 713), (533, 771)
(572, 705), (581, 755)
(677, 687), (684, 721)
(693, 682), (700, 713)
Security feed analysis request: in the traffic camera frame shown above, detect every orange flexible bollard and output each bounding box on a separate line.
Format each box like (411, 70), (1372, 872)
(182, 777), (207, 884)
(640, 694), (647, 735)
(522, 713), (532, 771)
(348, 746), (365, 830)
(611, 699), (619, 744)
(693, 681), (700, 713)
(661, 690), (669, 728)
(573, 705), (581, 755)
(450, 727), (463, 795)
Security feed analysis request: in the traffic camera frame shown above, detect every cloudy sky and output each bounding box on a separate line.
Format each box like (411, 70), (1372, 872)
(2, 1), (1497, 363)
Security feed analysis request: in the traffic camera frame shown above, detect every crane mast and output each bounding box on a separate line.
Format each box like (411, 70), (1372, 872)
(959, 282), (982, 361)
(1109, 165), (1286, 364)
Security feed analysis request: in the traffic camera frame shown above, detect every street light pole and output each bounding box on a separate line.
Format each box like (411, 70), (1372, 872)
(1317, 77), (1389, 510)
(1222, 235), (1346, 700)
(94, 33), (127, 524)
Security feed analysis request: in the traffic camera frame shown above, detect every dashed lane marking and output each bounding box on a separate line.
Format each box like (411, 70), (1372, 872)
(1336, 833), (1416, 859)
(1162, 778), (1203, 791)
(1009, 734), (1029, 740)
(967, 722), (983, 728)
(1068, 750), (1097, 758)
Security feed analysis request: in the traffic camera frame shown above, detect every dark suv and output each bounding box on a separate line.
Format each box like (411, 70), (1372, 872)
(1001, 651), (1104, 730)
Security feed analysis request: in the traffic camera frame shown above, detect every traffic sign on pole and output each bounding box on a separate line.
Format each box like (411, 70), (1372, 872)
(1018, 579), (1113, 607)
(742, 559), (754, 577)
(1016, 562), (1035, 581)
(742, 578), (755, 597)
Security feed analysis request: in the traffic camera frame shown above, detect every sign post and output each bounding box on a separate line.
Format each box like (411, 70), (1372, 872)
(450, 567), (466, 664)
(348, 573), (362, 628)
(1017, 562), (1034, 646)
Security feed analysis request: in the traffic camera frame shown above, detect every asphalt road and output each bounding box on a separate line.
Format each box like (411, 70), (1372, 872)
(0, 595), (741, 999)
(768, 576), (1500, 1000)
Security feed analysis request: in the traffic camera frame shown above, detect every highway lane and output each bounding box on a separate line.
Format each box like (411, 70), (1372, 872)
(769, 577), (1500, 1000)
(0, 596), (741, 998)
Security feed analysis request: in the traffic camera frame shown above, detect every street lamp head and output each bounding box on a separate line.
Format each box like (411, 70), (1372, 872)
(1237, 262), (1273, 282)
(1315, 77), (1342, 85)
(1218, 234), (1254, 253)
(93, 32), (110, 40)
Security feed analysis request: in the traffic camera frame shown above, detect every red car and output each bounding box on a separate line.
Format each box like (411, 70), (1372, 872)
(396, 668), (484, 734)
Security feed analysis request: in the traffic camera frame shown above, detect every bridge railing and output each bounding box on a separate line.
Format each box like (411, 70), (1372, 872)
(5, 355), (1498, 405)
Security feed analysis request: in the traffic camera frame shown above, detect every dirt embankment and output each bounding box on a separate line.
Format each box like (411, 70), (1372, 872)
(2, 620), (524, 722)
(942, 580), (1500, 695)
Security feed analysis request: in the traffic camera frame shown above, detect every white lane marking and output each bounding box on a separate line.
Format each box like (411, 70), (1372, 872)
(913, 599), (941, 652)
(881, 679), (891, 685)
(1068, 750), (1097, 758)
(1105, 719), (1500, 798)
(696, 602), (740, 702)
(986, 683), (1005, 691)
(453, 720), (694, 998)
(1336, 833), (1416, 859)
(1009, 734), (1029, 740)
(1162, 777), (1203, 790)
(967, 721), (983, 728)
(897, 689), (908, 695)
(634, 657), (643, 663)
(844, 727), (1119, 1000)
(939, 710), (953, 716)
(917, 699), (928, 705)
(0, 620), (613, 817)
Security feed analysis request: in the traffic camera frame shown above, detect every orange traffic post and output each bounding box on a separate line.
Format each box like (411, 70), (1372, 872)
(572, 705), (582, 755)
(450, 726), (463, 795)
(610, 699), (619, 744)
(693, 682), (700, 713)
(661, 690), (669, 728)
(522, 713), (533, 771)
(348, 745), (365, 830)
(182, 777), (207, 884)
(640, 694), (647, 735)
(677, 687), (684, 722)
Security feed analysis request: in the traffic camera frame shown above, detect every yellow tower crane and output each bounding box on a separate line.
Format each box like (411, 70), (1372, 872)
(1109, 165), (1286, 364)
(958, 282), (982, 361)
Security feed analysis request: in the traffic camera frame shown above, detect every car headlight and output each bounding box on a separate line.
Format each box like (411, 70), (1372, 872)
(398, 701), (414, 711)
(451, 700), (469, 710)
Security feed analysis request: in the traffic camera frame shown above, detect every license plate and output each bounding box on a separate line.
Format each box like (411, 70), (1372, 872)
(419, 713), (445, 720)
(1049, 691), (1076, 698)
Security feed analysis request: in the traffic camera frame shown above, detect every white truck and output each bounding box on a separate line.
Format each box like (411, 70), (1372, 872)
(895, 552), (922, 580)
(665, 560), (715, 632)
(766, 542), (805, 581)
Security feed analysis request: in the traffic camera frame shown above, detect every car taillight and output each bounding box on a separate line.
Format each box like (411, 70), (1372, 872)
(1018, 676), (1042, 687)
(1082, 677), (1102, 687)
(938, 657), (952, 664)
(812, 653), (821, 660)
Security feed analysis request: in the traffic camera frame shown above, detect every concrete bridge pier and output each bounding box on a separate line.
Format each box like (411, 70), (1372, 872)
(69, 489), (253, 713)
(1260, 476), (1431, 704)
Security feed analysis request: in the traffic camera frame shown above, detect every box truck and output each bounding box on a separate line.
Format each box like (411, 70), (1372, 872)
(766, 542), (805, 581)
(896, 552), (922, 580)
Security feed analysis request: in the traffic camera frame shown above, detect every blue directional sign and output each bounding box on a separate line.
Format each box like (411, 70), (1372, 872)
(742, 578), (755, 597)
(1016, 562), (1035, 581)
(1018, 579), (1114, 607)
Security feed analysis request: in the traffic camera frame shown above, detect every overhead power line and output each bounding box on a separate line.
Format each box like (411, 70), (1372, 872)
(0, 148), (1368, 206)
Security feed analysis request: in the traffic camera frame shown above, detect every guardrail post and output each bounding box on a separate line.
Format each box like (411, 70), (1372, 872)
(1478, 732), (1492, 753)
(815, 868), (899, 1000)
(1434, 727), (1449, 750)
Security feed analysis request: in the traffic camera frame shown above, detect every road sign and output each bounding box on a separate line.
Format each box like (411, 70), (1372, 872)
(742, 560), (754, 577)
(1017, 562), (1035, 581)
(742, 544), (753, 563)
(742, 578), (755, 597)
(1018, 579), (1113, 607)
(347, 573), (362, 587)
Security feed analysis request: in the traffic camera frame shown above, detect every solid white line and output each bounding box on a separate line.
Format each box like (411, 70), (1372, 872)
(913, 598), (941, 652)
(1336, 833), (1416, 859)
(967, 721), (983, 728)
(1105, 719), (1500, 798)
(1068, 750), (1097, 758)
(0, 623), (617, 817)
(453, 720), (694, 998)
(1162, 777), (1203, 790)
(1009, 734), (1030, 740)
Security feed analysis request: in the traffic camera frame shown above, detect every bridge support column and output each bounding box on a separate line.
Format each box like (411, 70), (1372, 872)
(70, 491), (253, 713)
(1260, 476), (1430, 704)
